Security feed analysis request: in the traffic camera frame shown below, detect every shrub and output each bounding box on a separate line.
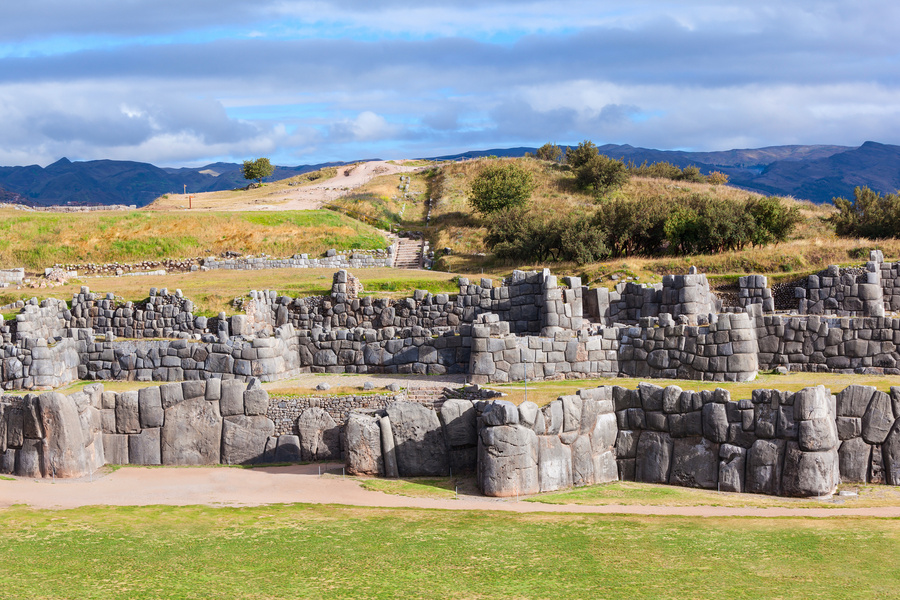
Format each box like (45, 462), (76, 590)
(575, 154), (629, 197)
(467, 163), (535, 214)
(565, 140), (599, 169)
(707, 171), (729, 185)
(831, 186), (900, 239)
(678, 165), (705, 183)
(535, 143), (564, 163)
(485, 208), (608, 263)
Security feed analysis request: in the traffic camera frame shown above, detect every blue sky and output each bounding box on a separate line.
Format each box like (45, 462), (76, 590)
(2, 0), (899, 167)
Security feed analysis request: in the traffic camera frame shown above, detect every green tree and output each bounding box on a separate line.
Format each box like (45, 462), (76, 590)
(242, 158), (275, 185)
(831, 186), (900, 239)
(575, 154), (629, 197)
(678, 165), (705, 183)
(467, 162), (535, 214)
(535, 142), (563, 163)
(565, 140), (599, 169)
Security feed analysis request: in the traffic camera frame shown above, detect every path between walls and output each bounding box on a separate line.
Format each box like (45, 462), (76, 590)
(1, 464), (898, 517)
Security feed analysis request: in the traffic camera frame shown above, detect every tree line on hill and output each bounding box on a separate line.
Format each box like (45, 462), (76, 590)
(469, 141), (801, 263)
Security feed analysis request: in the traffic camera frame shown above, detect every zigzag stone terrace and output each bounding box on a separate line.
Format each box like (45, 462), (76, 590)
(2, 250), (900, 498)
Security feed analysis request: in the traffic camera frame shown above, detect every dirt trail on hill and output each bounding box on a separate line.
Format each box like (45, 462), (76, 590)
(2, 465), (898, 517)
(235, 160), (421, 211)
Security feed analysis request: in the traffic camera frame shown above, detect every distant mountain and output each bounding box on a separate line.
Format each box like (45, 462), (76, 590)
(0, 158), (353, 208)
(429, 142), (900, 203)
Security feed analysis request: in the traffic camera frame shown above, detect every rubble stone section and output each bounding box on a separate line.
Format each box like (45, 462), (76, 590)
(201, 249), (392, 271)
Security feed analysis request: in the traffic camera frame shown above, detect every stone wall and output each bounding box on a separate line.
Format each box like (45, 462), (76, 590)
(268, 392), (406, 436)
(201, 248), (393, 271)
(799, 264), (884, 317)
(738, 275), (774, 312)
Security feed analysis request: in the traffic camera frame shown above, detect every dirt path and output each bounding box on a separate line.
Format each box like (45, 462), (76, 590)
(234, 160), (421, 211)
(2, 465), (899, 517)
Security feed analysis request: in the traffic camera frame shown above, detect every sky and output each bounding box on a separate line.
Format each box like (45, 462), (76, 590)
(1, 0), (899, 168)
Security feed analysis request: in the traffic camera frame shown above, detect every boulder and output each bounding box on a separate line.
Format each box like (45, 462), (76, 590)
(669, 436), (719, 489)
(379, 416), (399, 478)
(592, 450), (619, 484)
(615, 430), (640, 459)
(344, 413), (384, 476)
(37, 392), (90, 478)
(16, 439), (43, 477)
(161, 398), (222, 465)
(862, 391), (895, 444)
(138, 387), (164, 428)
(103, 434), (129, 465)
(538, 435), (573, 492)
(115, 391), (141, 434)
(297, 408), (340, 462)
(274, 435), (302, 462)
(129, 428), (161, 465)
(634, 431), (673, 484)
(439, 399), (477, 474)
(702, 403), (728, 443)
(746, 438), (785, 495)
(478, 424), (539, 497)
(591, 413), (618, 452)
(222, 415), (274, 465)
(718, 444), (746, 493)
(838, 437), (871, 483)
(159, 382), (184, 410)
(482, 401), (519, 427)
(837, 385), (875, 418)
(836, 417), (863, 440)
(516, 401), (540, 429)
(560, 395), (583, 432)
(0, 449), (15, 474)
(243, 387), (269, 416)
(385, 402), (449, 477)
(781, 443), (838, 497)
(542, 400), (564, 435)
(798, 417), (838, 452)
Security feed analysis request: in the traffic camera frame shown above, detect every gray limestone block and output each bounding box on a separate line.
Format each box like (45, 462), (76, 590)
(537, 435), (573, 492)
(516, 401), (539, 430)
(23, 398), (43, 439)
(862, 391), (895, 444)
(662, 385), (682, 414)
(386, 402), (449, 477)
(627, 408), (646, 430)
(101, 391), (116, 410)
(482, 400), (519, 427)
(345, 413), (384, 476)
(16, 439), (43, 477)
(571, 434), (595, 487)
(222, 415), (275, 465)
(161, 398), (222, 465)
(617, 458), (636, 481)
(100, 409), (117, 434)
(159, 382), (184, 410)
(542, 400), (564, 435)
(638, 382), (664, 411)
(103, 433), (129, 465)
(754, 404), (778, 439)
(782, 443), (838, 497)
(799, 417), (838, 452)
(0, 449), (15, 475)
(36, 393), (90, 478)
(669, 436), (719, 489)
(478, 425), (539, 497)
(776, 405), (798, 440)
(379, 416), (399, 478)
(793, 385), (829, 420)
(204, 377), (222, 402)
(884, 421), (900, 485)
(891, 387), (900, 423)
(138, 387), (164, 429)
(634, 431), (673, 484)
(836, 416), (863, 440)
(746, 438), (786, 496)
(243, 387), (269, 416)
(274, 435), (302, 462)
(702, 402), (728, 443)
(615, 430), (639, 459)
(591, 412), (618, 453)
(838, 437), (871, 483)
(645, 411), (667, 432)
(561, 395), (583, 432)
(129, 428), (161, 465)
(181, 379), (206, 401)
(297, 408), (340, 462)
(219, 379), (245, 417)
(718, 444), (746, 493)
(440, 399), (477, 447)
(613, 386), (640, 411)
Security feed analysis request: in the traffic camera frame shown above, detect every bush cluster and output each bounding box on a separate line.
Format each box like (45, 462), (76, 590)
(485, 194), (799, 263)
(831, 186), (900, 239)
(467, 162), (536, 214)
(626, 160), (728, 185)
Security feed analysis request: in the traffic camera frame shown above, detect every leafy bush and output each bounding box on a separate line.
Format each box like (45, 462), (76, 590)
(575, 154), (629, 197)
(485, 208), (608, 264)
(565, 140), (599, 169)
(831, 186), (900, 239)
(467, 163), (535, 214)
(534, 143), (564, 163)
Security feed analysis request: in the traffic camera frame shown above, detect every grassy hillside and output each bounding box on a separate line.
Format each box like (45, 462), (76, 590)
(0, 208), (387, 271)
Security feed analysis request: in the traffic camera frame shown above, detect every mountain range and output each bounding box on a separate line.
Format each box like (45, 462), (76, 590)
(1, 142), (899, 207)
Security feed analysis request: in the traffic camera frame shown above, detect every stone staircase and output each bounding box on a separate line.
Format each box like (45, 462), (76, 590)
(404, 386), (448, 411)
(392, 238), (423, 269)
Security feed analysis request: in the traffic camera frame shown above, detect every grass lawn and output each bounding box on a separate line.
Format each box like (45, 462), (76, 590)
(0, 504), (898, 599)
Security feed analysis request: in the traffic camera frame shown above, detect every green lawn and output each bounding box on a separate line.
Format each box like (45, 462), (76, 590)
(0, 504), (898, 599)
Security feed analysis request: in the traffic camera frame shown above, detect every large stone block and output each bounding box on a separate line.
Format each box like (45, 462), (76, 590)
(884, 422), (900, 486)
(297, 408), (340, 462)
(222, 415), (274, 465)
(103, 433), (129, 465)
(782, 442), (838, 497)
(669, 436), (719, 489)
(138, 387), (164, 429)
(440, 399), (477, 447)
(798, 417), (838, 452)
(219, 379), (245, 417)
(344, 413), (383, 476)
(161, 398), (222, 465)
(718, 444), (746, 493)
(862, 391), (895, 444)
(571, 434), (595, 487)
(275, 435), (302, 462)
(538, 435), (573, 492)
(634, 431), (673, 484)
(746, 438), (785, 496)
(129, 428), (161, 465)
(37, 392), (90, 478)
(838, 437), (871, 483)
(385, 402), (449, 477)
(837, 385), (875, 418)
(702, 402), (728, 443)
(482, 401), (519, 427)
(16, 439), (43, 477)
(479, 425), (539, 497)
(115, 391), (141, 434)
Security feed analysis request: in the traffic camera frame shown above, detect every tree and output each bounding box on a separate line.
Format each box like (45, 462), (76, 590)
(242, 158), (275, 185)
(467, 162), (535, 214)
(575, 154), (629, 197)
(565, 140), (599, 169)
(535, 142), (563, 163)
